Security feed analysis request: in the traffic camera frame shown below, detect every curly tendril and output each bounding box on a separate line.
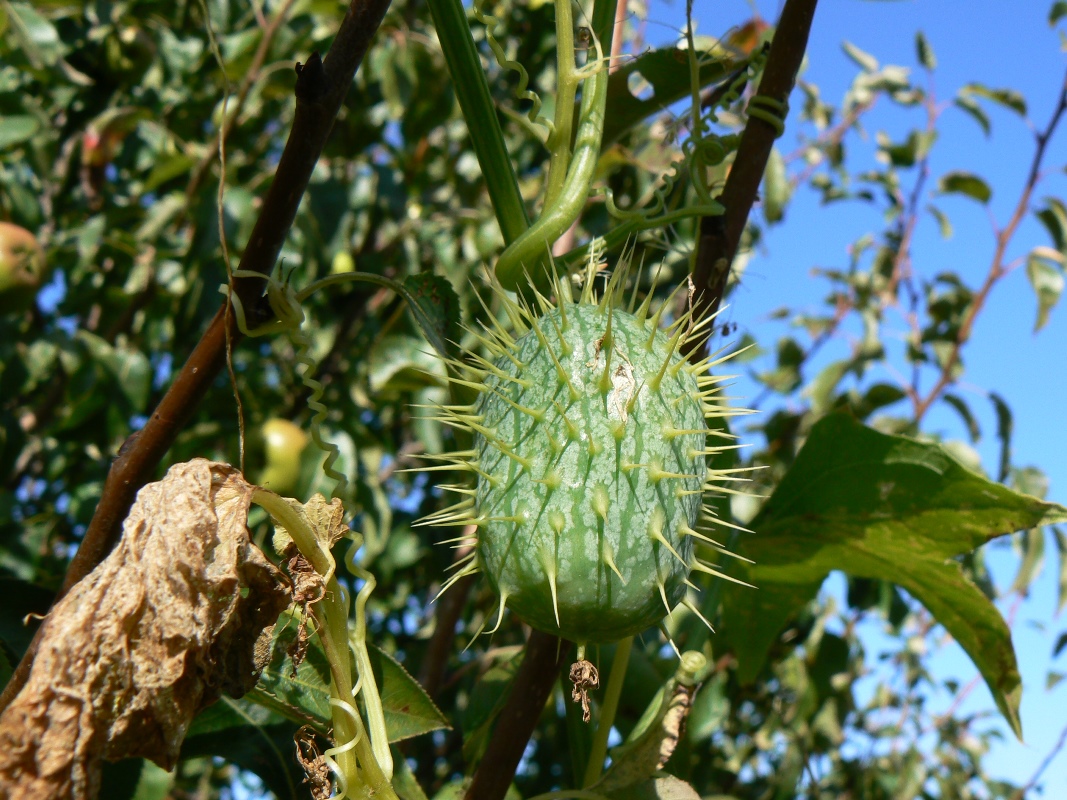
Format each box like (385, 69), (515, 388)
(221, 270), (348, 498)
(472, 0), (553, 140)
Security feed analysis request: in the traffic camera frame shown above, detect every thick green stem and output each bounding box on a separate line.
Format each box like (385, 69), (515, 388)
(428, 0), (529, 245)
(582, 636), (632, 787)
(541, 0), (578, 213)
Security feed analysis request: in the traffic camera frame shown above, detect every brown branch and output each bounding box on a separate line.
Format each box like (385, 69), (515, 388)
(913, 69), (1067, 422)
(685, 0), (819, 360)
(465, 629), (570, 800)
(0, 0), (393, 715)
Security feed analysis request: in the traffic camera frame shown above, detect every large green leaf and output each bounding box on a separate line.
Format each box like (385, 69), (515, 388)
(721, 413), (1067, 738)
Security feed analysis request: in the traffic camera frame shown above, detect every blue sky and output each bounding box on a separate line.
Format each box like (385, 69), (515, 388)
(644, 0), (1067, 792)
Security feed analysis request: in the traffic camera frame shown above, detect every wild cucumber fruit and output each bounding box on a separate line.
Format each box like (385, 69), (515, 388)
(421, 267), (743, 645)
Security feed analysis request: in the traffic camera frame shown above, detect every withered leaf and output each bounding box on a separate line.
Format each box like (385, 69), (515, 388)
(270, 493), (349, 558)
(0, 460), (291, 800)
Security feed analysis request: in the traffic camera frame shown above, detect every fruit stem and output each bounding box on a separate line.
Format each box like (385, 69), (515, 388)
(581, 636), (633, 787)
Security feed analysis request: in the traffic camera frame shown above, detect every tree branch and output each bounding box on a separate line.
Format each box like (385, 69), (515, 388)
(685, 0), (818, 360)
(913, 70), (1067, 422)
(0, 0), (393, 715)
(465, 630), (570, 800)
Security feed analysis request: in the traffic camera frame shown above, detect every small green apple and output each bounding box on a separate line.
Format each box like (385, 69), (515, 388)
(254, 418), (310, 496)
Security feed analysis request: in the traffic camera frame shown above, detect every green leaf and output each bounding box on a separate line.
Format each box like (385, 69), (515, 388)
(762, 146), (791, 223)
(1053, 527), (1067, 615)
(1026, 250), (1064, 332)
(927, 204), (953, 238)
(368, 334), (445, 394)
(462, 648), (521, 764)
(1052, 1), (1067, 24)
(954, 95), (991, 136)
(805, 359), (850, 414)
(962, 82), (1028, 117)
(7, 3), (65, 68)
(1011, 527), (1046, 594)
(183, 699), (304, 800)
(842, 41), (879, 72)
(398, 273), (461, 360)
(990, 391), (1013, 482)
(0, 115), (40, 150)
(938, 171), (992, 204)
(611, 776), (702, 800)
(250, 613), (448, 743)
(595, 653), (706, 793)
(885, 129), (937, 168)
(1036, 197), (1067, 252)
(75, 331), (151, 411)
(942, 393), (980, 442)
(915, 31), (936, 70)
(601, 47), (735, 146)
(722, 414), (1067, 738)
(369, 645), (451, 743)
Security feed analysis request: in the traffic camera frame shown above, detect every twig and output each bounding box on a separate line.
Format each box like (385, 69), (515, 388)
(183, 0), (299, 208)
(1012, 721), (1067, 799)
(464, 629), (570, 800)
(685, 0), (818, 361)
(0, 0), (394, 715)
(913, 70), (1067, 422)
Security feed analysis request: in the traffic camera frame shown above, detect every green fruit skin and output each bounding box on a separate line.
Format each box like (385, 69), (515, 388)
(475, 302), (706, 643)
(255, 419), (309, 496)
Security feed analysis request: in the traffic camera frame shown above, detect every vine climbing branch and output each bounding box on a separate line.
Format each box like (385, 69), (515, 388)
(0, 0), (394, 715)
(685, 0), (819, 361)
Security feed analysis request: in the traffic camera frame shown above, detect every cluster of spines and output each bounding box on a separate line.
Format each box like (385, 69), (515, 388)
(413, 257), (755, 639)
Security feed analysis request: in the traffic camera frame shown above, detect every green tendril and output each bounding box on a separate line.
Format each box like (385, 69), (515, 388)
(473, 0), (554, 140)
(222, 270), (348, 499)
(747, 94), (789, 136)
(290, 323), (348, 497)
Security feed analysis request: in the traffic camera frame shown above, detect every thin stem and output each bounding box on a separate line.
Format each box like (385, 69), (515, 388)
(913, 69), (1067, 422)
(581, 636), (632, 787)
(253, 489), (397, 798)
(427, 0), (530, 245)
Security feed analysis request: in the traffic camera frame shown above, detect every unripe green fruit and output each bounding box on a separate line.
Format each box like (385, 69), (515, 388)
(476, 302), (704, 642)
(423, 269), (738, 645)
(254, 418), (310, 496)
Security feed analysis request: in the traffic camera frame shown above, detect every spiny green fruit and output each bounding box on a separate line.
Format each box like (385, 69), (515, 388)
(421, 266), (745, 645)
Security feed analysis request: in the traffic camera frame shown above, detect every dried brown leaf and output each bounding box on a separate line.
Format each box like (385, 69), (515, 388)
(0, 459), (291, 799)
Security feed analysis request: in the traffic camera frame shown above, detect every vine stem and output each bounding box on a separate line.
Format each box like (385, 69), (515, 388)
(252, 489), (398, 799)
(581, 636), (632, 788)
(912, 69), (1067, 422)
(0, 0), (393, 717)
(685, 0), (819, 362)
